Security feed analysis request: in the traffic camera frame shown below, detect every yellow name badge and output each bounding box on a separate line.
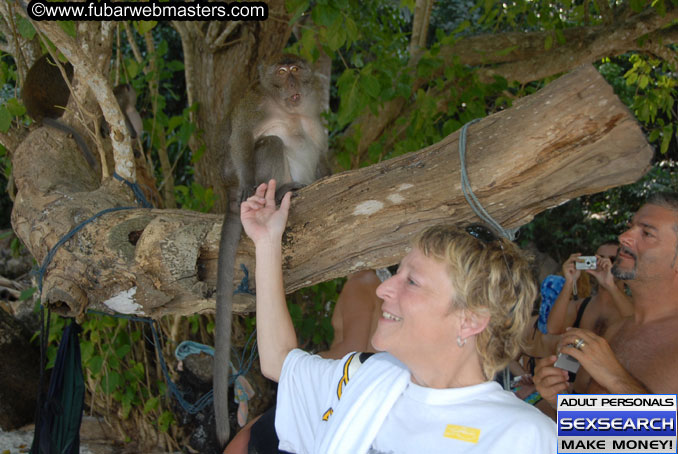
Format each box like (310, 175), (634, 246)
(444, 424), (481, 444)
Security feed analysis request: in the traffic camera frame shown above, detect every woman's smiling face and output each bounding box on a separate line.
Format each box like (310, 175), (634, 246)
(371, 248), (461, 364)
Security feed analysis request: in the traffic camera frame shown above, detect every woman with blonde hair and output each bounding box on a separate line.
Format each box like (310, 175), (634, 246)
(239, 180), (556, 453)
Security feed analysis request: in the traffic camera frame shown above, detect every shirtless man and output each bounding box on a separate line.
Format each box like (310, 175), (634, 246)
(535, 193), (678, 406)
(546, 241), (632, 337)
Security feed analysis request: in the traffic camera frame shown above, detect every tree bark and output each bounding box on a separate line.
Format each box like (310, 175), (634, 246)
(10, 64), (653, 318)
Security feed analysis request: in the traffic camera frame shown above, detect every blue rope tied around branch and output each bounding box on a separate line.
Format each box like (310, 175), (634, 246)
(459, 119), (518, 241)
(112, 172), (153, 208)
(37, 206), (136, 293)
(36, 173), (152, 294)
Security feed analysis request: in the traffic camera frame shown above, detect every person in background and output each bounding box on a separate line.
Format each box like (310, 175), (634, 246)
(546, 240), (632, 337)
(535, 193), (678, 410)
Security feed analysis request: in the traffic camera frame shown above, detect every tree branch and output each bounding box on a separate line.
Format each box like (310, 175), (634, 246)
(345, 4), (678, 159)
(10, 65), (653, 319)
(409, 0), (435, 57)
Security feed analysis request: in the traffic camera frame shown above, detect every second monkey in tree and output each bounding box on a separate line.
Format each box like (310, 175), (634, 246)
(214, 54), (330, 446)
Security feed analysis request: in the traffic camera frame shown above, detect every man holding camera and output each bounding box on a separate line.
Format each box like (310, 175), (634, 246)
(534, 193), (678, 410)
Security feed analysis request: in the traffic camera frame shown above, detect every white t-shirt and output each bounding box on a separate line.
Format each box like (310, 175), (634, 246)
(275, 349), (556, 454)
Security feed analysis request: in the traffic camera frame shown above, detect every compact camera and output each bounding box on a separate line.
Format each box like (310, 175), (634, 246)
(554, 352), (581, 374)
(575, 256), (597, 270)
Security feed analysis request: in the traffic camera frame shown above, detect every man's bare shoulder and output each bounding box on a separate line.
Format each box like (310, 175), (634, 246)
(610, 314), (678, 393)
(602, 315), (628, 341)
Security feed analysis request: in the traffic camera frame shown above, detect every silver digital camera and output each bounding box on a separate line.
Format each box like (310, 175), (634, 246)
(575, 256), (597, 270)
(554, 352), (580, 374)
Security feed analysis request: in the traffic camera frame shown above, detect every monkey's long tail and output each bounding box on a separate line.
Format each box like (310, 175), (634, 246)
(214, 210), (242, 447)
(43, 117), (98, 171)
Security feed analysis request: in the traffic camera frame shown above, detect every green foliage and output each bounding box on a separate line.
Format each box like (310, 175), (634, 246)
(520, 164), (678, 262)
(39, 311), (177, 436)
(174, 181), (216, 212)
(288, 278), (343, 350)
(16, 16), (36, 40)
(597, 54), (678, 157)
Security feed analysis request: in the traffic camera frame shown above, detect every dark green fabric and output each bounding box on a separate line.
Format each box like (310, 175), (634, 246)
(31, 319), (85, 454)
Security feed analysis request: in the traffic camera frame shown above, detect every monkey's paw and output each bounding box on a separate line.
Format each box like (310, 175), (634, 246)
(275, 182), (305, 204)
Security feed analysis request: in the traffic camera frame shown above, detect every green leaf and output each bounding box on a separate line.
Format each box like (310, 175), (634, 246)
(121, 391), (133, 419)
(0, 106), (12, 133)
(336, 69), (361, 126)
(87, 355), (104, 375)
(126, 58), (140, 79)
(134, 20), (157, 35)
(116, 344), (131, 359)
(19, 286), (37, 301)
(144, 396), (160, 414)
(326, 19), (347, 51)
(6, 98), (26, 117)
(103, 371), (121, 394)
(638, 75), (650, 89)
(168, 115), (184, 131)
(495, 45), (518, 57)
(630, 0), (645, 12)
(555, 29), (566, 45)
(158, 411), (175, 432)
(345, 18), (358, 43)
(660, 124), (673, 154)
(286, 0), (310, 16)
(16, 16), (36, 40)
(312, 4), (338, 27)
(360, 74), (380, 98)
(544, 34), (553, 51)
(58, 21), (77, 38)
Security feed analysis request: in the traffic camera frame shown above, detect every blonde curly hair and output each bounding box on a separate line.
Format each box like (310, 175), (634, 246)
(414, 224), (537, 379)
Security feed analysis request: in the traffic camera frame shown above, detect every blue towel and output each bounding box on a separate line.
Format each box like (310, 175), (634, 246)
(537, 275), (565, 334)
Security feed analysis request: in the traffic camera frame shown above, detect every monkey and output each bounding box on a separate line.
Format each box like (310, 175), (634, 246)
(21, 54), (97, 170)
(114, 83), (143, 139)
(100, 83), (143, 140)
(214, 54), (330, 447)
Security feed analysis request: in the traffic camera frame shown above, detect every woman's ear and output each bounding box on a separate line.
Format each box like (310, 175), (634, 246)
(459, 310), (490, 339)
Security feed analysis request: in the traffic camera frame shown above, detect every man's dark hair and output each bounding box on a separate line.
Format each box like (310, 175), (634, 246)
(647, 192), (678, 266)
(647, 192), (678, 212)
(599, 239), (619, 248)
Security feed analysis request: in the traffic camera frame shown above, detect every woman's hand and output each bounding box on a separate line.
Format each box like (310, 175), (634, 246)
(240, 179), (292, 246)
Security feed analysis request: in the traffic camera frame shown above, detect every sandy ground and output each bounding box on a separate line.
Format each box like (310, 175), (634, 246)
(0, 417), (184, 454)
(0, 421), (98, 454)
(0, 425), (41, 454)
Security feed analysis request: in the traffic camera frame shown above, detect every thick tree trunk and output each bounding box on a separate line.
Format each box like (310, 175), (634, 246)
(10, 64), (653, 318)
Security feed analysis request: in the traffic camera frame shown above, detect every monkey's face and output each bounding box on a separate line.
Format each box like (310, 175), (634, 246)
(261, 56), (313, 109)
(275, 64), (309, 106)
